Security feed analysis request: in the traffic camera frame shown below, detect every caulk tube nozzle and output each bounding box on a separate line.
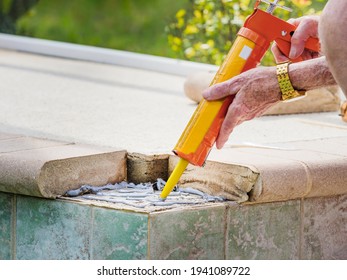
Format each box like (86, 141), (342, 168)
(160, 158), (189, 200)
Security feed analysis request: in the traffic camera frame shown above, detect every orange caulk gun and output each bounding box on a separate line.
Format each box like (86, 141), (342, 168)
(160, 0), (319, 200)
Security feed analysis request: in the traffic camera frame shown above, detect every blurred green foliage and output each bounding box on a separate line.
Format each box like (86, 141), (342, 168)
(167, 0), (327, 65)
(12, 0), (191, 57)
(0, 0), (38, 33)
(0, 0), (327, 63)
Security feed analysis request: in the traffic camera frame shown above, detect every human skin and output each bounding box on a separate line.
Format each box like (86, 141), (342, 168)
(203, 57), (336, 149)
(202, 3), (339, 149)
(271, 16), (320, 62)
(319, 0), (347, 97)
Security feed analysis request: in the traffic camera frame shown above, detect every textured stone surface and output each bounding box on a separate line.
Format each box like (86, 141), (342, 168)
(213, 145), (347, 200)
(0, 132), (22, 141)
(0, 136), (66, 153)
(16, 196), (91, 259)
(149, 205), (226, 259)
(265, 86), (341, 115)
(302, 195), (347, 259)
(184, 71), (214, 103)
(169, 155), (259, 202)
(209, 149), (310, 203)
(0, 135), (127, 198)
(0, 192), (13, 259)
(227, 200), (301, 259)
(127, 153), (168, 184)
(92, 208), (148, 260)
(0, 49), (191, 155)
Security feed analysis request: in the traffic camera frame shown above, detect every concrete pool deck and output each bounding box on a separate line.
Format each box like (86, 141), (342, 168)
(0, 36), (346, 259)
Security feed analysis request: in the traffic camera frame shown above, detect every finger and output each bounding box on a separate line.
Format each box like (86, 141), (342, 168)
(287, 18), (299, 26)
(271, 42), (289, 63)
(289, 19), (318, 59)
(289, 37), (307, 59)
(312, 52), (319, 59)
(215, 102), (241, 149)
(203, 76), (243, 101)
(300, 50), (313, 61)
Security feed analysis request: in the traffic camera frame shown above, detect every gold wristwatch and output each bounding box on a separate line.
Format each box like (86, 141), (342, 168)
(276, 62), (306, 101)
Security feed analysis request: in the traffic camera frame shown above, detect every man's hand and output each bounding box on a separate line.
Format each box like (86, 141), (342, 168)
(202, 66), (281, 149)
(272, 16), (321, 63)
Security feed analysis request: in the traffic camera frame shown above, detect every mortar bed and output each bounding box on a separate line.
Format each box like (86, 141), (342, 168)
(61, 178), (231, 213)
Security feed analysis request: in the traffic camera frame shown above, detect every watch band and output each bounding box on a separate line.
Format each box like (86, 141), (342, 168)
(276, 62), (305, 101)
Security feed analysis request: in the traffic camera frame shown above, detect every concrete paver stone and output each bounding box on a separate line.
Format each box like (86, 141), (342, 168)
(0, 135), (127, 198)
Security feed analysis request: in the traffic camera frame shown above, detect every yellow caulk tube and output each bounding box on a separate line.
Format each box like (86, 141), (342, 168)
(160, 34), (259, 200)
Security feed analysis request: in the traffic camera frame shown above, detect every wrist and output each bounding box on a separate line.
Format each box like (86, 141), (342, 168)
(276, 62), (306, 101)
(288, 57), (337, 91)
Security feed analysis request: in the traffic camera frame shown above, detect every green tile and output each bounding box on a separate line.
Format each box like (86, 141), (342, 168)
(149, 205), (226, 259)
(0, 192), (14, 259)
(16, 196), (91, 259)
(227, 200), (300, 259)
(302, 195), (347, 259)
(92, 208), (148, 260)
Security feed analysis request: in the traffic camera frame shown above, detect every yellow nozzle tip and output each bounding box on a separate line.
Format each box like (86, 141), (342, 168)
(160, 158), (189, 200)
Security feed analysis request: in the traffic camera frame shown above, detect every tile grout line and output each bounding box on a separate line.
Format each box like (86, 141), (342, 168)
(147, 214), (151, 260)
(298, 161), (313, 198)
(90, 207), (94, 260)
(11, 195), (16, 260)
(224, 205), (230, 260)
(0, 142), (75, 155)
(299, 198), (305, 260)
(297, 160), (311, 260)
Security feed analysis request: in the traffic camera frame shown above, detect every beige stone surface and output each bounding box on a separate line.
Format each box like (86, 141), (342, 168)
(265, 86), (341, 115)
(184, 71), (214, 103)
(127, 153), (168, 184)
(0, 132), (22, 140)
(169, 155), (259, 202)
(0, 136), (67, 153)
(205, 141), (347, 202)
(207, 149), (311, 203)
(184, 71), (341, 114)
(0, 134), (127, 198)
(228, 140), (347, 198)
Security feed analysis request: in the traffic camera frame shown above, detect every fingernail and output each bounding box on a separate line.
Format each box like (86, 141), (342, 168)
(202, 89), (210, 99)
(289, 47), (298, 59)
(216, 137), (227, 149)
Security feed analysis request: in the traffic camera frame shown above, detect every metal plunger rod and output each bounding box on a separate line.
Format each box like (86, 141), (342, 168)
(261, 0), (292, 14)
(266, 0), (280, 14)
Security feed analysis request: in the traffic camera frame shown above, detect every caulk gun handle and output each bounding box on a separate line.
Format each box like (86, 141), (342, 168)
(275, 35), (320, 63)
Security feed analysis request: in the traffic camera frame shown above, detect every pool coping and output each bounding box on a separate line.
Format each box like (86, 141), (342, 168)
(1, 132), (347, 207)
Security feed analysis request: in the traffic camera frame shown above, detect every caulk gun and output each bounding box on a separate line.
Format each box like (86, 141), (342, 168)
(160, 0), (320, 200)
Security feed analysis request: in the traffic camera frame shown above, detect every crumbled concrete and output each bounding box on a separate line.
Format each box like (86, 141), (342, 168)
(208, 148), (311, 203)
(169, 155), (259, 202)
(127, 153), (168, 184)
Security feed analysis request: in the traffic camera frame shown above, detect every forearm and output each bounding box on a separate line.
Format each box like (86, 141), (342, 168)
(289, 56), (337, 91)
